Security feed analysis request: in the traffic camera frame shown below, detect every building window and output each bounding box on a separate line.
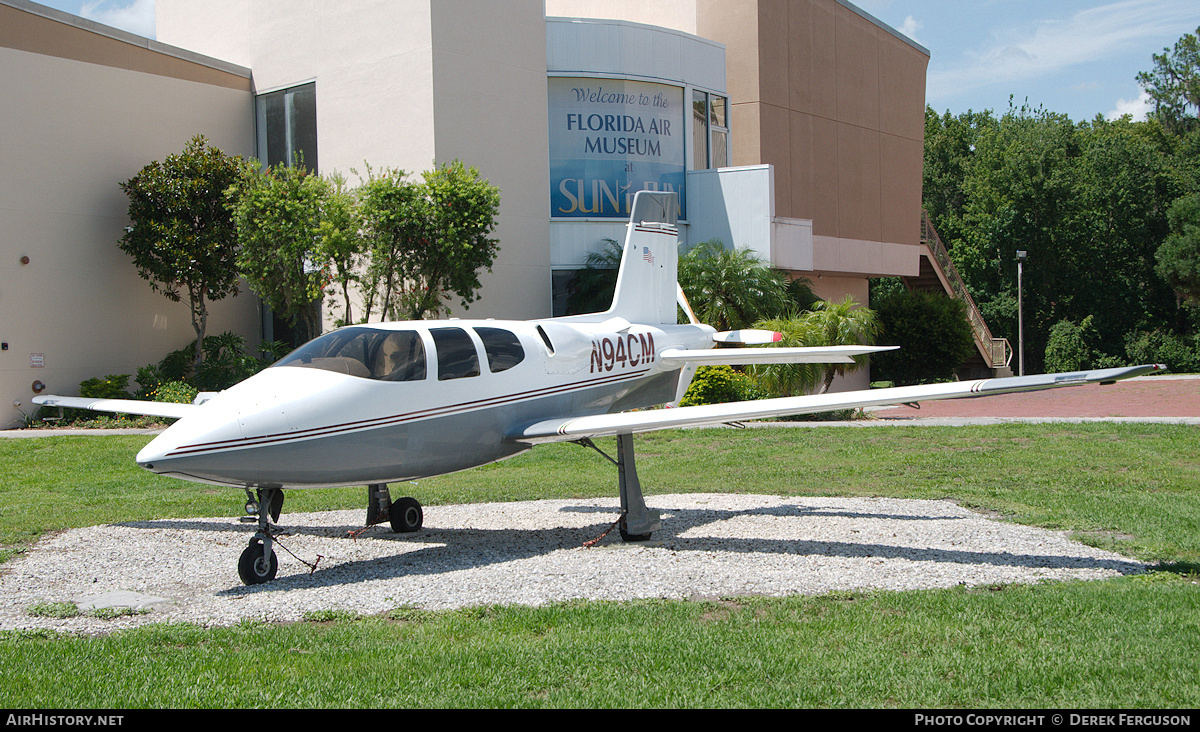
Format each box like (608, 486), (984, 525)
(692, 90), (729, 170)
(256, 82), (318, 170)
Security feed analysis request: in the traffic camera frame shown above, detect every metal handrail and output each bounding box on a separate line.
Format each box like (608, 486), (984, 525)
(920, 211), (1012, 369)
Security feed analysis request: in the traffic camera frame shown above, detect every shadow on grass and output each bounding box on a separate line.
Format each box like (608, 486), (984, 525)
(1149, 561), (1200, 576)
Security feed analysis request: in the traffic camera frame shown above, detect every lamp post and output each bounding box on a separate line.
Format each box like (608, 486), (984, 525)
(1016, 250), (1027, 377)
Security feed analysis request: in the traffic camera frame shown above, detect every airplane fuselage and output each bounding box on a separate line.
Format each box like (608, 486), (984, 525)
(135, 317), (714, 489)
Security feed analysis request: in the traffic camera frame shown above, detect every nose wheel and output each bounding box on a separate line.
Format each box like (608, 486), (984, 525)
(238, 486), (283, 586)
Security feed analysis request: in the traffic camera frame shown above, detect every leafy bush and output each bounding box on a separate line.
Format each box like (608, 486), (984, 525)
(78, 374), (131, 400)
(52, 374), (134, 424)
(150, 332), (289, 391)
(1125, 330), (1200, 373)
(871, 288), (975, 385)
(152, 381), (199, 404)
(678, 366), (764, 407)
(1044, 315), (1100, 372)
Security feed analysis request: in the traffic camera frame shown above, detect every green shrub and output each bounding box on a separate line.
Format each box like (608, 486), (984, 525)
(1044, 315), (1100, 372)
(153, 380), (199, 404)
(678, 366), (764, 406)
(871, 289), (975, 385)
(1125, 330), (1200, 373)
(78, 374), (131, 400)
(154, 332), (290, 391)
(48, 374), (134, 424)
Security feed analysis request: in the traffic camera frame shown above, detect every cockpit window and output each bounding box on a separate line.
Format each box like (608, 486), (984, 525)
(273, 327), (426, 381)
(475, 327), (525, 373)
(430, 327), (481, 380)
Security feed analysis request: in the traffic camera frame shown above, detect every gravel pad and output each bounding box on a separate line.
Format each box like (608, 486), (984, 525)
(0, 493), (1144, 634)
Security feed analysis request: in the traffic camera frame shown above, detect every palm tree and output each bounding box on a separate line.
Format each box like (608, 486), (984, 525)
(565, 239), (623, 315)
(678, 240), (790, 331)
(747, 316), (824, 397)
(751, 297), (880, 395)
(806, 296), (880, 393)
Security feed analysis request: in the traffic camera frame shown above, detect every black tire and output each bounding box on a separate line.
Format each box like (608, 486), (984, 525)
(389, 497), (423, 533)
(238, 539), (279, 585)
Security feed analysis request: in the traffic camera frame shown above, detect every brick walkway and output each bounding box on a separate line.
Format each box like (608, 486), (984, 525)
(872, 375), (1200, 420)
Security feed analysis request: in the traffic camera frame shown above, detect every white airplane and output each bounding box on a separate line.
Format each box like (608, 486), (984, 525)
(36, 191), (1164, 585)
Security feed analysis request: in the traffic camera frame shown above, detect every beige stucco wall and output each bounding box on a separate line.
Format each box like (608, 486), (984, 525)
(157, 0), (552, 321)
(696, 0), (928, 250)
(0, 2), (258, 428)
(544, 0), (700, 32)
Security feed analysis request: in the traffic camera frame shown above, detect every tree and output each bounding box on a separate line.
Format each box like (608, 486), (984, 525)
(746, 316), (823, 397)
(407, 160), (502, 319)
(923, 106), (998, 248)
(317, 172), (365, 327)
(1044, 315), (1101, 373)
(357, 165), (425, 322)
(357, 161), (502, 321)
(1074, 116), (1180, 356)
(228, 163), (328, 345)
(1137, 27), (1200, 136)
(1156, 193), (1200, 306)
(118, 135), (247, 369)
(870, 288), (975, 386)
(677, 241), (790, 331)
(804, 297), (881, 393)
(749, 298), (879, 395)
(953, 104), (1092, 373)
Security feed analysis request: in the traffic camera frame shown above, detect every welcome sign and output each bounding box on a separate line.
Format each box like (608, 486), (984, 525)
(549, 78), (685, 219)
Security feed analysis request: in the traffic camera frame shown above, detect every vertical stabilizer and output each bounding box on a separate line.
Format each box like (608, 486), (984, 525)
(605, 191), (679, 324)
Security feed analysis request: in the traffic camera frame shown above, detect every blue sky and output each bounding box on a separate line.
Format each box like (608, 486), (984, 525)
(858, 0), (1200, 121)
(30, 0), (1200, 122)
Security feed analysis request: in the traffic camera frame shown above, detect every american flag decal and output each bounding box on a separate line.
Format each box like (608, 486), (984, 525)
(642, 247), (654, 264)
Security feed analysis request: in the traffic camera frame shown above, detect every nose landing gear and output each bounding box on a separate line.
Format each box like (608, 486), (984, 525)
(238, 486), (285, 586)
(236, 484), (425, 586)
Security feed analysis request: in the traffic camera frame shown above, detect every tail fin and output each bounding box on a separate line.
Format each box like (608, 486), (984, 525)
(604, 191), (679, 325)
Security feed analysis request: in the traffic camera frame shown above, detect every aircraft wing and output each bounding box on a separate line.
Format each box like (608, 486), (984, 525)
(658, 345), (897, 366)
(511, 364), (1166, 444)
(31, 395), (199, 420)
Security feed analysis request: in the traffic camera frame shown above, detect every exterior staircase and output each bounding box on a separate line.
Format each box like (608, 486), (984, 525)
(901, 212), (1013, 379)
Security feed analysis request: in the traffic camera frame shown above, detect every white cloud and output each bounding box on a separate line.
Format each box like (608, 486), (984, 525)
(1106, 90), (1154, 121)
(898, 15), (923, 43)
(928, 0), (1199, 101)
(79, 0), (155, 39)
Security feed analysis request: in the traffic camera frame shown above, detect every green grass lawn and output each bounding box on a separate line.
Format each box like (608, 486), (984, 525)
(0, 423), (1197, 708)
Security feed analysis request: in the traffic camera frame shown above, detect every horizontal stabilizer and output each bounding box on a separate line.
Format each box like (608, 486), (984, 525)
(32, 395), (199, 420)
(658, 345), (898, 366)
(512, 364), (1167, 444)
(712, 329), (783, 345)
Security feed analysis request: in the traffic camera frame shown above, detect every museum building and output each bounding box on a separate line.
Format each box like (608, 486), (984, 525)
(0, 0), (931, 427)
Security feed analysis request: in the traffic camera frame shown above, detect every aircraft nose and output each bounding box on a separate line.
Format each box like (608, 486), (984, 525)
(133, 402), (248, 477)
(135, 436), (167, 470)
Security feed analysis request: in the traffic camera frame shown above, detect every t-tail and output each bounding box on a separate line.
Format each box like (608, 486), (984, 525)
(603, 191), (680, 325)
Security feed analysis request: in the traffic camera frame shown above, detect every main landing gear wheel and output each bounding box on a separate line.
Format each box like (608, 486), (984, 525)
(390, 496), (423, 533)
(238, 537), (278, 585)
